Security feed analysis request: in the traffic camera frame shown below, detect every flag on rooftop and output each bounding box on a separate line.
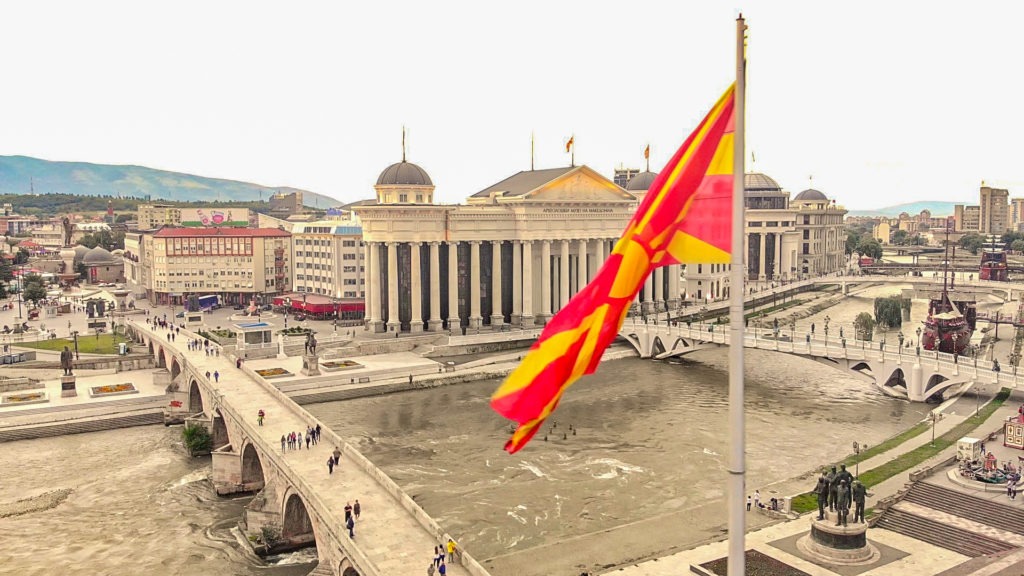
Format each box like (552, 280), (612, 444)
(491, 83), (737, 453)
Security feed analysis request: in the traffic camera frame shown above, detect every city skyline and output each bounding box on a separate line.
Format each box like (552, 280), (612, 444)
(2, 2), (1022, 210)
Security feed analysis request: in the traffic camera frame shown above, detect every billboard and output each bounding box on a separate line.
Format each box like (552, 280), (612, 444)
(179, 208), (251, 227)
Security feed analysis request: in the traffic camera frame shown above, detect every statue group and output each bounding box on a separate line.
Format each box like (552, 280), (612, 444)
(814, 464), (867, 527)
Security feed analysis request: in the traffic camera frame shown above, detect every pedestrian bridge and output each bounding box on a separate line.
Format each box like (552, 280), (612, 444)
(125, 320), (487, 576)
(618, 320), (1020, 402)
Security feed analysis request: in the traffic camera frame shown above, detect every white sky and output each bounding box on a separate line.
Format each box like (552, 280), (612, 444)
(2, 1), (1022, 210)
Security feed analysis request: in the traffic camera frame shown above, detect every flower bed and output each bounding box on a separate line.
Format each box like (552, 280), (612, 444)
(255, 368), (293, 379)
(1, 391), (48, 406)
(320, 360), (364, 372)
(88, 383), (139, 398)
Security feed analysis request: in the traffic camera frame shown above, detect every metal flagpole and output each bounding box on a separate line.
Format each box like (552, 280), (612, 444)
(727, 14), (748, 576)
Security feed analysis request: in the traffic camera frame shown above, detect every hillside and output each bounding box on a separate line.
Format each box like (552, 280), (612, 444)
(0, 155), (339, 207)
(847, 201), (960, 218)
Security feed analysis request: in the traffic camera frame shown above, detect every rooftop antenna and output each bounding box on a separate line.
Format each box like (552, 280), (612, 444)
(402, 125), (407, 162)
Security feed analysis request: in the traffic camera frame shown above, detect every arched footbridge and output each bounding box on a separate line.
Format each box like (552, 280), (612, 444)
(619, 320), (1020, 402)
(125, 320), (487, 576)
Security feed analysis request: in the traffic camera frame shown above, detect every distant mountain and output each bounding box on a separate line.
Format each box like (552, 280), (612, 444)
(847, 201), (961, 218)
(0, 155), (340, 207)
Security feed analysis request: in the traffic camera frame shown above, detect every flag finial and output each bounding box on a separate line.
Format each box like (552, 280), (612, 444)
(644, 143), (650, 172)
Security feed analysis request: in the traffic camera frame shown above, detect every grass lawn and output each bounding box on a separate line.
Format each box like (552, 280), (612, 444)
(17, 333), (123, 355)
(791, 388), (1011, 513)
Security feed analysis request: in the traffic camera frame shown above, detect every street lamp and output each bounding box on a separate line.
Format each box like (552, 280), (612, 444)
(334, 291), (341, 333)
(975, 382), (984, 417)
(929, 412), (940, 446)
(852, 441), (867, 479)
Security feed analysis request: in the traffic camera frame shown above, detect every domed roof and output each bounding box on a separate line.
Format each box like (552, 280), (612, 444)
(744, 173), (782, 192)
(82, 246), (117, 265)
(375, 161), (432, 186)
(626, 171), (658, 191)
(73, 244), (90, 260)
(793, 188), (828, 201)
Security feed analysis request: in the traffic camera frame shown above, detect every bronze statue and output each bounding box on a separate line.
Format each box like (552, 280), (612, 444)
(835, 479), (850, 527)
(305, 333), (317, 356)
(852, 480), (867, 523)
(60, 346), (74, 376)
(814, 472), (830, 521)
(61, 216), (74, 247)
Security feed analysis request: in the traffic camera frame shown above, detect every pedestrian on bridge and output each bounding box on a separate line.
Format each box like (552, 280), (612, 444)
(346, 515), (355, 539)
(353, 500), (360, 519)
(281, 435), (286, 452)
(257, 409), (265, 426)
(297, 432), (303, 449)
(205, 370), (211, 380)
(327, 456), (335, 475)
(213, 370), (219, 382)
(305, 433), (310, 450)
(333, 446), (341, 466)
(344, 502), (353, 522)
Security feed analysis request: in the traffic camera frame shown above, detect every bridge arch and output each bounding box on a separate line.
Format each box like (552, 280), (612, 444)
(337, 559), (358, 576)
(240, 442), (265, 488)
(148, 339), (154, 356)
(281, 492), (316, 546)
(651, 337), (666, 357)
(211, 409), (230, 451)
(188, 380), (205, 414)
(883, 368), (907, 393)
(156, 346), (167, 369)
(170, 357), (182, 381)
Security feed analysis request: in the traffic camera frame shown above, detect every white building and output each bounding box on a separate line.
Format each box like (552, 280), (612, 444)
(290, 221), (365, 299)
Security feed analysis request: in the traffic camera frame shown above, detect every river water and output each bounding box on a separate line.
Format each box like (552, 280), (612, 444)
(0, 426), (316, 576)
(2, 285), (973, 576)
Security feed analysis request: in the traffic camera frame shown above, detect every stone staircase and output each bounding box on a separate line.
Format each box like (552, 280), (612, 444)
(0, 409), (164, 443)
(903, 481), (1024, 537)
(875, 481), (1022, 558)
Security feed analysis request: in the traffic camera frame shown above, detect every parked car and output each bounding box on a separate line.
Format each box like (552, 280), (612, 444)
(261, 304), (272, 311)
(233, 304), (244, 310)
(175, 311), (185, 318)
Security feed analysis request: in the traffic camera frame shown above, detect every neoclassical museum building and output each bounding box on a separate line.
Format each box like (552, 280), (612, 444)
(354, 160), (846, 334)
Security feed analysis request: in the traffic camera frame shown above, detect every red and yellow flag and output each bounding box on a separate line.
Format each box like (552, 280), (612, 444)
(491, 84), (736, 453)
(644, 144), (650, 160)
(565, 135), (574, 153)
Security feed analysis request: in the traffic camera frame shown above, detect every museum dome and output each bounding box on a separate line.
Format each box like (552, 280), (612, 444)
(744, 173), (782, 192)
(375, 161), (433, 186)
(82, 246), (118, 265)
(73, 244), (91, 262)
(626, 171), (658, 191)
(794, 188), (828, 202)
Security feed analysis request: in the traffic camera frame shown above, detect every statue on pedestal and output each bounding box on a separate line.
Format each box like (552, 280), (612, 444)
(305, 333), (317, 356)
(62, 216), (74, 247)
(60, 346), (74, 376)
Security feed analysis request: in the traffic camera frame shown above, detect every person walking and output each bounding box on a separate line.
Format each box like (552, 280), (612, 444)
(353, 500), (361, 520)
(344, 502), (353, 523)
(213, 370), (219, 383)
(746, 495), (752, 511)
(433, 546), (441, 568)
(437, 561), (445, 575)
(333, 446), (341, 466)
(281, 435), (286, 452)
(257, 409), (265, 426)
(297, 432), (303, 450)
(346, 515), (355, 539)
(315, 423), (322, 443)
(754, 490), (761, 509)
(427, 562), (435, 576)
(205, 371), (211, 380)
(327, 456), (335, 475)
(305, 433), (311, 450)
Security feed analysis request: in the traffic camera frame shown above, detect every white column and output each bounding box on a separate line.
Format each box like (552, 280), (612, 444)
(777, 234), (783, 278)
(559, 240), (570, 312)
(668, 264), (681, 306)
(521, 241), (534, 325)
(447, 242), (460, 331)
(363, 241), (374, 325)
(491, 241), (504, 326)
(427, 242), (442, 331)
(469, 241), (482, 328)
(368, 242), (384, 332)
(576, 239), (588, 295)
(595, 238), (607, 274)
(643, 268), (653, 308)
(759, 233), (767, 281)
(386, 242), (400, 332)
(409, 242), (423, 332)
(653, 267), (663, 310)
(540, 240), (552, 321)
(512, 241), (522, 325)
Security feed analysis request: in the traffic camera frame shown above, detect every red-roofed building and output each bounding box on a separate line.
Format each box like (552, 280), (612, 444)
(139, 227), (292, 305)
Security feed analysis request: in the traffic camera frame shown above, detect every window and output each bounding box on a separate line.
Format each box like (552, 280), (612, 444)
(343, 254), (356, 260)
(399, 193), (408, 203)
(416, 194), (423, 203)
(342, 240), (356, 247)
(802, 230), (810, 240)
(344, 279), (357, 285)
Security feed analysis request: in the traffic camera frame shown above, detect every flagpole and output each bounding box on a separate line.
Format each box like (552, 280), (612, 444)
(727, 14), (747, 576)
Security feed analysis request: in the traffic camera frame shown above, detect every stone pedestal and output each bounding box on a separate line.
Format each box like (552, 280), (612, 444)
(301, 354), (320, 376)
(797, 512), (879, 566)
(60, 375), (77, 398)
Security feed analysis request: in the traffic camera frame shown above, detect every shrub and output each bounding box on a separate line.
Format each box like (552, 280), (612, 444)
(182, 423), (212, 455)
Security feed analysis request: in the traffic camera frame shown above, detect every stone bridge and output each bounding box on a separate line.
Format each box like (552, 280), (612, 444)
(125, 320), (487, 576)
(822, 276), (1021, 300)
(618, 321), (1021, 402)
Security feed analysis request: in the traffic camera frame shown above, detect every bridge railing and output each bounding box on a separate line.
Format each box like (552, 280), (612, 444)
(447, 328), (544, 347)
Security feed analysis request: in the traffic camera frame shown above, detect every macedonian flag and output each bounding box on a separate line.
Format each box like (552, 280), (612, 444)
(491, 84), (736, 453)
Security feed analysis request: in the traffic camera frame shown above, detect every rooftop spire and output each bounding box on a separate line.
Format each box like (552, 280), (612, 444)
(402, 125), (406, 162)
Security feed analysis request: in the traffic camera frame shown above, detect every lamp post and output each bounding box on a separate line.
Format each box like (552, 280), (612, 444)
(975, 382), (984, 417)
(929, 412), (940, 446)
(334, 291), (341, 333)
(71, 329), (79, 360)
(852, 441), (867, 479)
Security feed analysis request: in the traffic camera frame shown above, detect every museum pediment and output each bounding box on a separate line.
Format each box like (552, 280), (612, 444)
(523, 167), (636, 203)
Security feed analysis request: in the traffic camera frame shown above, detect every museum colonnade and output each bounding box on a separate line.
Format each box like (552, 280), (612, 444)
(363, 239), (682, 333)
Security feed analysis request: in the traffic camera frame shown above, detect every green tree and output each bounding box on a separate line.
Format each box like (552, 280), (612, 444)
(874, 295), (904, 330)
(115, 213), (134, 223)
(959, 232), (985, 255)
(855, 238), (883, 260)
(0, 258), (12, 283)
(854, 312), (875, 341)
(1011, 239), (1024, 254)
(21, 273), (48, 307)
(13, 248), (29, 265)
(182, 423), (212, 455)
(892, 229), (909, 245)
(845, 230), (862, 255)
(75, 261), (88, 280)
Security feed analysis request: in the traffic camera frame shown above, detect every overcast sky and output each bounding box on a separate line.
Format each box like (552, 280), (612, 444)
(2, 2), (1021, 210)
